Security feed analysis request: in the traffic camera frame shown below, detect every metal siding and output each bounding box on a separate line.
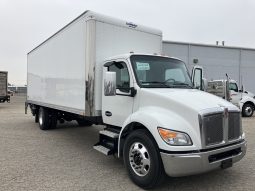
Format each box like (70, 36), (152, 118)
(240, 50), (255, 92)
(190, 46), (240, 82)
(163, 41), (255, 93)
(162, 43), (190, 69)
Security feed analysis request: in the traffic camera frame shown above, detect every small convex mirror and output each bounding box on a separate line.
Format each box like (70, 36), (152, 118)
(104, 71), (116, 96)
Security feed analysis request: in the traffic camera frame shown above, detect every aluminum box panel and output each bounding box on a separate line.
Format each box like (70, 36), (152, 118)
(27, 16), (86, 114)
(27, 11), (162, 116)
(94, 21), (162, 112)
(0, 72), (8, 97)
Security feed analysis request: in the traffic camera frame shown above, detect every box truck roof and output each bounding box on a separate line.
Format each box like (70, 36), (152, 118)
(28, 10), (162, 54)
(104, 53), (173, 61)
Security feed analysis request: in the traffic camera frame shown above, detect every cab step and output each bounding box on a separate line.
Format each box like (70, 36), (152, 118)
(93, 145), (112, 155)
(93, 128), (120, 155)
(99, 130), (119, 138)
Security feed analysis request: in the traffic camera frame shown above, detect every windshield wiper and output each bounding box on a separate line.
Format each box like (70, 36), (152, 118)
(141, 81), (172, 87)
(141, 81), (193, 89)
(172, 82), (193, 89)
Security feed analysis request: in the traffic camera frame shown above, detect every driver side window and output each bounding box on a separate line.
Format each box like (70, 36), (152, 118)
(109, 62), (130, 93)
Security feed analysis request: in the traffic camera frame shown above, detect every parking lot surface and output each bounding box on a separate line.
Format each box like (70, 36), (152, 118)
(0, 96), (254, 191)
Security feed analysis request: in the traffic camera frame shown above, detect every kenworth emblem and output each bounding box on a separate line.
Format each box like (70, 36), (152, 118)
(224, 107), (229, 118)
(126, 22), (138, 28)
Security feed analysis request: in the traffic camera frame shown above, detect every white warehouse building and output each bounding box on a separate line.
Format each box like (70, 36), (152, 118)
(162, 41), (255, 93)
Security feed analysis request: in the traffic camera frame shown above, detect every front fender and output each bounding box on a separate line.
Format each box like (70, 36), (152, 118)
(240, 96), (255, 109)
(118, 106), (201, 156)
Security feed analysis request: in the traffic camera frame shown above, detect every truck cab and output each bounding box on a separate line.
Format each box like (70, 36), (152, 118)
(94, 53), (246, 188)
(207, 79), (255, 117)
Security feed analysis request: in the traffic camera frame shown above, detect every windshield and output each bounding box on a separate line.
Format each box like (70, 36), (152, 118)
(229, 82), (238, 92)
(130, 55), (193, 88)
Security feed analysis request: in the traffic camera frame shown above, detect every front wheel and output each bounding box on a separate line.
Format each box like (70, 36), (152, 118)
(242, 103), (254, 117)
(123, 129), (165, 189)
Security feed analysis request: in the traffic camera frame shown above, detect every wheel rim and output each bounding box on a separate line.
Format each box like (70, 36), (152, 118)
(245, 106), (252, 116)
(129, 142), (150, 177)
(39, 110), (43, 126)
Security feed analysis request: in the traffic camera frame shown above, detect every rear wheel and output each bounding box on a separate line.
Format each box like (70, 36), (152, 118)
(242, 103), (254, 117)
(38, 107), (57, 130)
(123, 129), (165, 189)
(35, 112), (39, 123)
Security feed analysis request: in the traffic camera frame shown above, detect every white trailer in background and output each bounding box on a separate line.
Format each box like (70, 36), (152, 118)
(0, 71), (10, 103)
(26, 11), (246, 188)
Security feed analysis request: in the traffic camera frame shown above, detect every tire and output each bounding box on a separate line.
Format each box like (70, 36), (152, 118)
(242, 103), (254, 117)
(76, 119), (92, 127)
(38, 107), (57, 130)
(123, 129), (165, 189)
(35, 112), (39, 123)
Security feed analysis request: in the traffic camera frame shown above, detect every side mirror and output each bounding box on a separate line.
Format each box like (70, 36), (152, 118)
(104, 71), (116, 96)
(191, 66), (203, 90)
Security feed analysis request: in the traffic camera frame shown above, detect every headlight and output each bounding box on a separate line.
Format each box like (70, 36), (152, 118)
(158, 127), (192, 146)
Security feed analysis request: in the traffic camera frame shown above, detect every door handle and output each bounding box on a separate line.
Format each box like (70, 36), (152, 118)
(105, 111), (112, 117)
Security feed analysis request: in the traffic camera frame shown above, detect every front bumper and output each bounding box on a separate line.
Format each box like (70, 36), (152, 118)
(160, 140), (247, 177)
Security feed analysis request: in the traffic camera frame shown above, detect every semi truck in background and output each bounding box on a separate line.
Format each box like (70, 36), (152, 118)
(0, 71), (10, 103)
(25, 11), (246, 188)
(206, 78), (255, 117)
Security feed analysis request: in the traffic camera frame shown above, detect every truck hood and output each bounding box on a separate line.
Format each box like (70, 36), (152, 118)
(139, 88), (238, 114)
(243, 91), (255, 99)
(137, 88), (240, 151)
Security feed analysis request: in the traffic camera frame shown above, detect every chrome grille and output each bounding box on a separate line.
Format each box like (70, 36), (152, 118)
(228, 112), (241, 140)
(203, 113), (224, 146)
(200, 109), (242, 149)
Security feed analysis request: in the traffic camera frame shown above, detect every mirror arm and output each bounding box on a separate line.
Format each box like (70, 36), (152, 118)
(117, 87), (137, 97)
(130, 87), (137, 97)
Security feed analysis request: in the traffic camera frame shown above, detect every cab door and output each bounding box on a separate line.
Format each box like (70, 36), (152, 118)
(229, 82), (241, 106)
(102, 59), (135, 127)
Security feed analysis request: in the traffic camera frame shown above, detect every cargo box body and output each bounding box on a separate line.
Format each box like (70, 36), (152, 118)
(27, 11), (162, 116)
(0, 71), (8, 97)
(0, 71), (10, 103)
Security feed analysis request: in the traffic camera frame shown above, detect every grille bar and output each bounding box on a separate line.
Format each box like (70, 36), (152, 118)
(228, 112), (241, 140)
(203, 113), (224, 146)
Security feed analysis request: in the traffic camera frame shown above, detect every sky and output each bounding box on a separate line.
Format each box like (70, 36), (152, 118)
(0, 0), (255, 85)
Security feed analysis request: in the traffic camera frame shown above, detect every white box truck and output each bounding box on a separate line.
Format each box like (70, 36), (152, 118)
(0, 71), (10, 103)
(26, 11), (246, 188)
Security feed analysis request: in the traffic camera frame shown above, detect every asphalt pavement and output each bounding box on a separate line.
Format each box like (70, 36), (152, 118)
(0, 96), (254, 191)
